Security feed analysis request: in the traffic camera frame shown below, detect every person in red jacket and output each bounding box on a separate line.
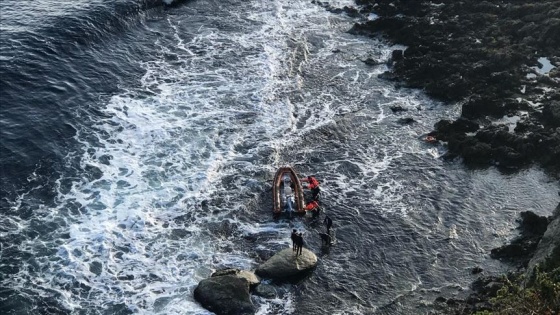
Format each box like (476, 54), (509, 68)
(302, 176), (321, 201)
(305, 200), (321, 217)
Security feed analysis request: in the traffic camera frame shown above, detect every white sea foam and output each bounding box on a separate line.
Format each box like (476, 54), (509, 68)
(15, 0), (375, 313)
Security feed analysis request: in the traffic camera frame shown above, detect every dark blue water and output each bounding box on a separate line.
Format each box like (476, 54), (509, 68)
(1, 0), (558, 314)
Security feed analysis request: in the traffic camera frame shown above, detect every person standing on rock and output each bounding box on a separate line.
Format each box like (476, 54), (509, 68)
(324, 215), (333, 235)
(291, 229), (298, 252)
(295, 233), (304, 256)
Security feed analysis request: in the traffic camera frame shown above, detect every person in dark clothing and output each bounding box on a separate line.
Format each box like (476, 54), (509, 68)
(319, 232), (332, 246)
(324, 215), (333, 235)
(291, 229), (298, 252)
(295, 233), (304, 256)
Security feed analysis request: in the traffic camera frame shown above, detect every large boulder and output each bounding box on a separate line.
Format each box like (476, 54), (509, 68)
(194, 273), (255, 315)
(255, 248), (317, 281)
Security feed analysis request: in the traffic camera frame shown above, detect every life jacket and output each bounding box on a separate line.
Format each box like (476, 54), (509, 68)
(307, 177), (319, 189)
(305, 201), (319, 211)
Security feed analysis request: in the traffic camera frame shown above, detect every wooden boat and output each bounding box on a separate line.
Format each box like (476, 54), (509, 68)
(272, 167), (306, 215)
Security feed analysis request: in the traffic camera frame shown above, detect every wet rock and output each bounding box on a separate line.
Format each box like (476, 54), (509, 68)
(446, 136), (492, 165)
(255, 248), (318, 281)
(484, 282), (503, 297)
(471, 276), (506, 298)
(492, 146), (526, 168)
(462, 97), (506, 119)
(253, 283), (277, 299)
(89, 261), (103, 276)
(390, 105), (407, 113)
(542, 101), (560, 127)
(117, 274), (134, 281)
(391, 49), (403, 62)
(527, 203), (560, 277)
(194, 275), (255, 315)
(434, 118), (479, 139)
(170, 228), (191, 239)
(352, 0), (560, 176)
(397, 117), (415, 125)
(211, 268), (260, 289)
(378, 70), (400, 81)
(490, 211), (549, 266)
(471, 266), (483, 274)
(519, 211), (549, 236)
(363, 58), (381, 66)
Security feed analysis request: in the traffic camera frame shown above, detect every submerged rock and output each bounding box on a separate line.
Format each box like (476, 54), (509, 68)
(253, 283), (277, 299)
(255, 248), (318, 281)
(194, 270), (257, 315)
(397, 117), (415, 125)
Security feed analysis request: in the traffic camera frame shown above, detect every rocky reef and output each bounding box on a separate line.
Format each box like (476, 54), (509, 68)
(194, 248), (317, 314)
(432, 204), (560, 314)
(341, 2), (560, 312)
(349, 0), (560, 176)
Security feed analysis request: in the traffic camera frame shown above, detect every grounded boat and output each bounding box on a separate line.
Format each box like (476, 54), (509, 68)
(272, 167), (306, 215)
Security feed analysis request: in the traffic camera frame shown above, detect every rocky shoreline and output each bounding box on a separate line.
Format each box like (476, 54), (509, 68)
(348, 0), (560, 176)
(342, 0), (560, 313)
(433, 204), (560, 314)
(192, 2), (560, 313)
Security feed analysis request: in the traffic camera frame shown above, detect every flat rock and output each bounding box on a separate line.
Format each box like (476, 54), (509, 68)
(255, 248), (317, 281)
(211, 268), (260, 288)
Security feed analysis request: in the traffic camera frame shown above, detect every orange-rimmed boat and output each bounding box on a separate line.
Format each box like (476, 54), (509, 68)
(272, 167), (306, 215)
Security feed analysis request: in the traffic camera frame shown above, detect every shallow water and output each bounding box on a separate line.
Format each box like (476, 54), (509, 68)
(1, 0), (558, 314)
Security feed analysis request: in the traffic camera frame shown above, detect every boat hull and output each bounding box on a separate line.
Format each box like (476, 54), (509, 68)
(272, 167), (306, 215)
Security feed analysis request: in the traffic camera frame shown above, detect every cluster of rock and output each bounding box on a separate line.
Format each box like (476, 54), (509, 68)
(348, 0), (560, 176)
(490, 211), (551, 265)
(434, 204), (560, 314)
(193, 248), (317, 315)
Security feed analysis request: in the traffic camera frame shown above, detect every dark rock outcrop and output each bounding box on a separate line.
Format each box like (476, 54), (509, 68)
(433, 206), (559, 314)
(527, 203), (560, 277)
(397, 117), (415, 125)
(352, 0), (560, 177)
(194, 269), (259, 315)
(490, 211), (550, 266)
